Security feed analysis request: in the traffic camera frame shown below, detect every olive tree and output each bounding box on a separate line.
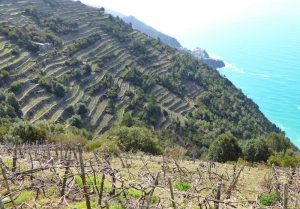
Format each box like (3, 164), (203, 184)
(208, 134), (242, 162)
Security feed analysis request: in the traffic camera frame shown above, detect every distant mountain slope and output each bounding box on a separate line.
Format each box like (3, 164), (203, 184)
(105, 8), (125, 18)
(0, 0), (280, 152)
(107, 9), (182, 48)
(107, 10), (224, 68)
(122, 16), (182, 48)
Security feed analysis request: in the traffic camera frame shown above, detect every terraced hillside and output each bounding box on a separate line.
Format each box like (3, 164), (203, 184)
(0, 0), (280, 150)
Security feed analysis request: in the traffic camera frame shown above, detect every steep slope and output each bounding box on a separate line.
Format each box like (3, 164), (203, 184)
(107, 9), (225, 68)
(0, 0), (279, 151)
(106, 9), (181, 48)
(122, 15), (182, 48)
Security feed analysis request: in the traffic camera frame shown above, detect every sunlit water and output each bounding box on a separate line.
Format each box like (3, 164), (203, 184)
(183, 12), (300, 147)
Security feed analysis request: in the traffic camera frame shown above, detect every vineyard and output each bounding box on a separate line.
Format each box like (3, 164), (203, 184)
(0, 144), (299, 209)
(0, 0), (193, 134)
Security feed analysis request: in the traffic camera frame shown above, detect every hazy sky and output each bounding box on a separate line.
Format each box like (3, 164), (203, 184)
(77, 0), (299, 48)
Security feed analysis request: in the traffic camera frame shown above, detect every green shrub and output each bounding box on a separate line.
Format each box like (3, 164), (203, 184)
(108, 126), (162, 154)
(81, 64), (92, 74)
(76, 102), (88, 116)
(53, 82), (66, 97)
(39, 77), (66, 97)
(11, 48), (20, 56)
(149, 195), (159, 204)
(9, 82), (21, 93)
(109, 204), (126, 209)
(126, 188), (143, 198)
(68, 114), (83, 128)
(243, 138), (270, 162)
(259, 192), (280, 206)
(141, 99), (162, 126)
(65, 58), (81, 67)
(48, 133), (87, 147)
(281, 155), (299, 167)
(75, 174), (104, 192)
(9, 121), (47, 143)
(265, 132), (291, 155)
(67, 125), (93, 140)
(46, 185), (57, 197)
(121, 113), (134, 127)
(0, 69), (9, 79)
(85, 140), (102, 152)
(97, 138), (121, 156)
(15, 191), (33, 204)
(6, 93), (21, 116)
(67, 199), (98, 209)
(208, 134), (242, 162)
(85, 137), (121, 156)
(5, 190), (33, 206)
(89, 74), (113, 95)
(175, 182), (191, 191)
(158, 73), (184, 96)
(268, 155), (299, 168)
(66, 33), (101, 56)
(0, 89), (22, 118)
(0, 124), (9, 140)
(62, 105), (75, 118)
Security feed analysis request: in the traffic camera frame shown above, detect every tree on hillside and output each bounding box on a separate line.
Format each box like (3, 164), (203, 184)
(243, 138), (270, 162)
(76, 102), (88, 116)
(6, 93), (22, 117)
(265, 132), (291, 155)
(9, 121), (47, 143)
(208, 134), (242, 162)
(109, 126), (161, 154)
(68, 115), (83, 128)
(141, 99), (162, 126)
(53, 81), (66, 97)
(80, 64), (92, 75)
(121, 113), (134, 127)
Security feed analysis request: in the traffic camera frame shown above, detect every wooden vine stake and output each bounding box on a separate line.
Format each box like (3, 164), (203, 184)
(98, 173), (105, 207)
(12, 143), (18, 172)
(168, 177), (177, 209)
(60, 150), (71, 197)
(78, 145), (91, 209)
(283, 183), (288, 209)
(110, 172), (116, 195)
(214, 182), (222, 209)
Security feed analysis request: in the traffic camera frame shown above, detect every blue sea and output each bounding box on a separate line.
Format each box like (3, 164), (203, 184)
(182, 10), (300, 147)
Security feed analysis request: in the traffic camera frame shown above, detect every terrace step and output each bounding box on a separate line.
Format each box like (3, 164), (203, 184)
(91, 100), (108, 126)
(22, 95), (53, 118)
